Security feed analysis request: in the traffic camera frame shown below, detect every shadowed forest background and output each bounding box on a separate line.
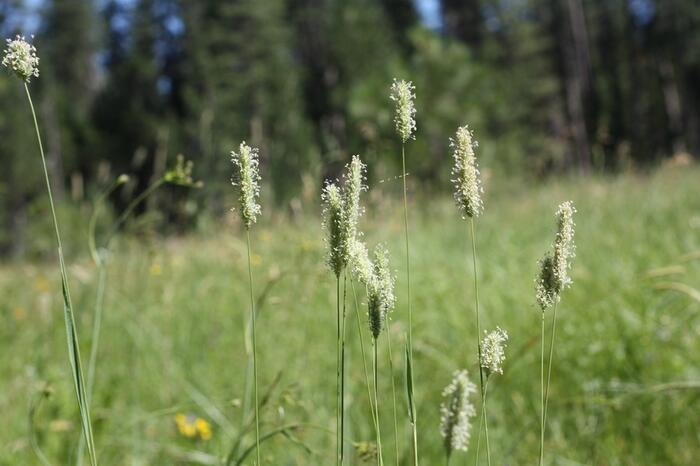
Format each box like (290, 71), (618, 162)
(1, 0), (699, 256)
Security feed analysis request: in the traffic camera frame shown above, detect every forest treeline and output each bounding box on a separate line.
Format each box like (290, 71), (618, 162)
(1, 0), (698, 254)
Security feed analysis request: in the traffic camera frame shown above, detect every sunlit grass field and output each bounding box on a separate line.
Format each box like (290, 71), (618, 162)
(1, 164), (699, 465)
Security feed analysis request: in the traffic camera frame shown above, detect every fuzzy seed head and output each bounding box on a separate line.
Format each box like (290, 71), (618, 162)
(350, 241), (395, 339)
(340, 155), (366, 263)
(390, 78), (417, 142)
(349, 239), (374, 286)
(322, 182), (344, 277)
(536, 252), (558, 310)
(440, 369), (477, 457)
(2, 35), (39, 82)
(451, 125), (484, 218)
(480, 327), (508, 376)
(230, 142), (261, 229)
(535, 201), (576, 310)
(367, 245), (396, 339)
(553, 201), (576, 291)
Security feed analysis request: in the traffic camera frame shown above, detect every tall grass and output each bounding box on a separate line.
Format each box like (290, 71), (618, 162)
(390, 77), (419, 466)
(25, 75), (98, 466)
(536, 202), (576, 465)
(231, 142), (263, 465)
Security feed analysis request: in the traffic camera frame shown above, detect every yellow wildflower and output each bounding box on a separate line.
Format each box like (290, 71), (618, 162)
(175, 413), (212, 441)
(195, 418), (212, 441)
(175, 413), (197, 438)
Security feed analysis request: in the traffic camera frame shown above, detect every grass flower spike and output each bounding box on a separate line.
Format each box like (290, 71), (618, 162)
(390, 78), (417, 142)
(451, 125), (484, 219)
(5, 34), (99, 466)
(475, 327), (508, 465)
(349, 239), (373, 286)
(391, 77), (420, 465)
(553, 201), (576, 291)
(322, 182), (345, 277)
(536, 253), (557, 310)
(230, 141), (263, 465)
(536, 201), (576, 310)
(440, 370), (477, 460)
(367, 245), (395, 340)
(341, 155), (366, 262)
(230, 142), (261, 229)
(538, 201), (576, 466)
(2, 35), (39, 82)
(480, 327), (508, 376)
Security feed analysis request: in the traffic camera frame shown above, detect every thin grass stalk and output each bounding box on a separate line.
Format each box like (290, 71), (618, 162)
(351, 280), (376, 421)
(469, 218), (486, 466)
(373, 343), (384, 466)
(469, 219), (485, 394)
(539, 310), (545, 466)
(401, 143), (419, 466)
(542, 301), (559, 443)
(386, 330), (400, 466)
(475, 397), (484, 465)
(245, 229), (261, 466)
(25, 83), (98, 466)
(336, 274), (341, 465)
(340, 275), (348, 464)
(482, 379), (491, 466)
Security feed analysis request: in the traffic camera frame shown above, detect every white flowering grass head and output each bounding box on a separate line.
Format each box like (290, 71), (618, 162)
(553, 201), (576, 290)
(366, 245), (395, 339)
(349, 238), (374, 287)
(451, 125), (484, 218)
(389, 78), (416, 143)
(2, 35), (39, 82)
(322, 182), (344, 277)
(230, 141), (261, 229)
(340, 155), (366, 264)
(440, 369), (477, 458)
(535, 201), (576, 310)
(480, 327), (508, 376)
(349, 240), (395, 339)
(536, 252), (558, 310)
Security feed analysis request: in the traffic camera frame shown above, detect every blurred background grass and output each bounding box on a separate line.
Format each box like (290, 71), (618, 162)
(1, 163), (698, 464)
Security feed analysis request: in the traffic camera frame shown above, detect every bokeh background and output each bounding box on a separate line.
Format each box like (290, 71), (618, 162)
(1, 0), (699, 465)
(1, 0), (700, 247)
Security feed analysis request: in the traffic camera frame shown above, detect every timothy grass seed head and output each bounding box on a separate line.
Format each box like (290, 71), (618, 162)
(367, 245), (396, 339)
(536, 252), (558, 310)
(351, 241), (395, 339)
(230, 141), (261, 229)
(451, 125), (484, 218)
(340, 155), (366, 264)
(553, 201), (576, 291)
(2, 35), (39, 82)
(321, 182), (344, 277)
(390, 78), (416, 143)
(480, 327), (508, 376)
(440, 369), (477, 457)
(535, 201), (576, 310)
(349, 238), (374, 286)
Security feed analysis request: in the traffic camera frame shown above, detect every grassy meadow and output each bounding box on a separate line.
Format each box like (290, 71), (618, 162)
(1, 163), (699, 465)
